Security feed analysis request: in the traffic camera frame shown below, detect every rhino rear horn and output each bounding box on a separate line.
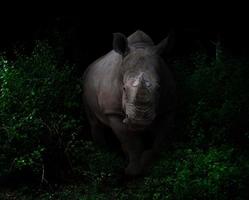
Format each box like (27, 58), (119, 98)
(113, 33), (129, 57)
(153, 30), (175, 55)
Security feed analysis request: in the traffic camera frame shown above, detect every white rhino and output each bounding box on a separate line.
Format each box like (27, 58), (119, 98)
(82, 30), (176, 175)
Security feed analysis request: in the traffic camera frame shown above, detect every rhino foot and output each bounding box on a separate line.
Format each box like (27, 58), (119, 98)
(140, 149), (157, 173)
(125, 161), (143, 176)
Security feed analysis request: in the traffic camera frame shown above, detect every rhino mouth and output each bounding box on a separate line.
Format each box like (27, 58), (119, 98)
(124, 119), (153, 132)
(123, 119), (148, 131)
(123, 117), (153, 125)
(122, 102), (156, 131)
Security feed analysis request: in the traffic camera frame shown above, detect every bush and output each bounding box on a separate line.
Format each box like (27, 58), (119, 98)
(129, 146), (249, 200)
(174, 52), (249, 146)
(1, 42), (249, 200)
(0, 42), (82, 180)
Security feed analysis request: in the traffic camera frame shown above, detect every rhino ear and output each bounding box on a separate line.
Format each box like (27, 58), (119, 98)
(113, 33), (129, 56)
(153, 30), (174, 55)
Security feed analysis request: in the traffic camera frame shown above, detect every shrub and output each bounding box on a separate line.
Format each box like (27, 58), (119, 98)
(174, 52), (249, 146)
(0, 42), (82, 180)
(135, 146), (249, 200)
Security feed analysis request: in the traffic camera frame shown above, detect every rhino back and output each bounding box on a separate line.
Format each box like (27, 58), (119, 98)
(82, 50), (123, 125)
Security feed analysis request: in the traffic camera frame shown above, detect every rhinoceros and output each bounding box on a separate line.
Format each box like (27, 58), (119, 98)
(82, 30), (176, 175)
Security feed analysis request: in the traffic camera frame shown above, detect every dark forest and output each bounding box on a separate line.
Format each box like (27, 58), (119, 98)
(0, 13), (249, 199)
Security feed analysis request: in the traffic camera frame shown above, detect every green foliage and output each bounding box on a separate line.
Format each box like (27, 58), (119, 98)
(119, 146), (249, 200)
(1, 43), (249, 200)
(0, 42), (82, 178)
(67, 139), (124, 176)
(2, 146), (249, 200)
(174, 53), (249, 145)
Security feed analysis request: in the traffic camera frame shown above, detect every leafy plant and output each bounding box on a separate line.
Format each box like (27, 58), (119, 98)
(0, 42), (82, 180)
(174, 52), (249, 146)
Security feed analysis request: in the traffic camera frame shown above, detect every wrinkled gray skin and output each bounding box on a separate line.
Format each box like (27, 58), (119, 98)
(82, 30), (176, 176)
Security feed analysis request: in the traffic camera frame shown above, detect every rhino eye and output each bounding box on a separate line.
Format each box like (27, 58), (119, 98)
(123, 87), (128, 99)
(145, 81), (151, 87)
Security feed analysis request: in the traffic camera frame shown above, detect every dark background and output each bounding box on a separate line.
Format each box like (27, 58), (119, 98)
(0, 6), (248, 66)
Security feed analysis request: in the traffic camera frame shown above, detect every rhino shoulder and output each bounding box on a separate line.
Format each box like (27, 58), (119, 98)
(83, 51), (124, 117)
(97, 78), (123, 116)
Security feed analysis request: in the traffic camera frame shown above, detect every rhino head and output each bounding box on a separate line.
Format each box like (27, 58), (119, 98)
(113, 30), (173, 131)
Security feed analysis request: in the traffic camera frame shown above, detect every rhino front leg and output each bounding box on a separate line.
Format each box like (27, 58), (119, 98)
(141, 112), (175, 173)
(84, 104), (107, 146)
(108, 116), (144, 176)
(122, 135), (144, 176)
(90, 122), (107, 146)
(153, 112), (175, 152)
